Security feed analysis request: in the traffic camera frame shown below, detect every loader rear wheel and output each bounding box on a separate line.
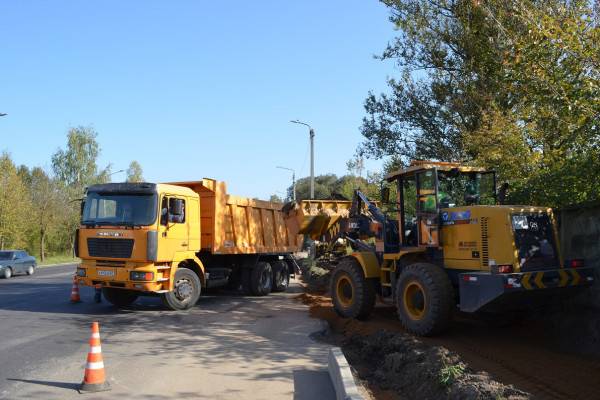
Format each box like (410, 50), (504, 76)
(331, 257), (376, 320)
(161, 268), (201, 310)
(102, 288), (138, 307)
(250, 262), (273, 296)
(271, 261), (290, 292)
(396, 262), (454, 336)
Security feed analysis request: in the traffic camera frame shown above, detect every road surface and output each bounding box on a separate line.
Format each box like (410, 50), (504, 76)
(0, 264), (335, 399)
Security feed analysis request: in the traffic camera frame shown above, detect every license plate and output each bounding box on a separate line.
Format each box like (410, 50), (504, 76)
(97, 270), (115, 277)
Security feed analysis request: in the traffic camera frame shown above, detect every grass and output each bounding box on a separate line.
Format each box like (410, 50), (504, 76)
(38, 254), (80, 266)
(439, 363), (466, 386)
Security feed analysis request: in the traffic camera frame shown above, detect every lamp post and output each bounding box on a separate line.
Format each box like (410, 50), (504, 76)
(290, 120), (315, 199)
(276, 166), (296, 202)
(108, 169), (125, 181)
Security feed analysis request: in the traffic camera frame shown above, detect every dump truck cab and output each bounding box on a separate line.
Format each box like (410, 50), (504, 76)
(76, 179), (300, 310)
(77, 182), (205, 307)
(328, 161), (595, 335)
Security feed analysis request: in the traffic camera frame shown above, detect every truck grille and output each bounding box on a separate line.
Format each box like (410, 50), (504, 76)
(512, 213), (559, 271)
(87, 238), (134, 258)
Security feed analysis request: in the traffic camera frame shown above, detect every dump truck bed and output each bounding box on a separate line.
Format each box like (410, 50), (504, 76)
(170, 179), (302, 255)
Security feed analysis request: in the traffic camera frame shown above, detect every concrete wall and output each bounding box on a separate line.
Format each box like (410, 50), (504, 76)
(558, 202), (600, 308)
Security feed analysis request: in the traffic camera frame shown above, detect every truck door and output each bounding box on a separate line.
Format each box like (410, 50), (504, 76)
(416, 169), (440, 247)
(158, 195), (189, 260)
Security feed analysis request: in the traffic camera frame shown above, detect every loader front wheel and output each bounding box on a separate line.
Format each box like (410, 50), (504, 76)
(162, 268), (201, 310)
(396, 263), (454, 336)
(331, 257), (376, 320)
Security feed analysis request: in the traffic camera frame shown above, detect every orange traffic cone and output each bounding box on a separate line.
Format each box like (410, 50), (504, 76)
(70, 275), (81, 303)
(79, 321), (110, 393)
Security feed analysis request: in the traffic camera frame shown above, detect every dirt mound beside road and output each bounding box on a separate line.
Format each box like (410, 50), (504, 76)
(299, 291), (600, 400)
(345, 331), (529, 400)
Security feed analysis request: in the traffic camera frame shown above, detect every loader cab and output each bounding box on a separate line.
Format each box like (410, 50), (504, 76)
(385, 161), (496, 249)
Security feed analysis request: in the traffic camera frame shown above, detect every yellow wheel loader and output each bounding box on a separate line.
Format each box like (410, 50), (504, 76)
(290, 161), (595, 336)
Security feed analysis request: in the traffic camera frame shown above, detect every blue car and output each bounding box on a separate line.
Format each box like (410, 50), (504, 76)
(0, 250), (37, 279)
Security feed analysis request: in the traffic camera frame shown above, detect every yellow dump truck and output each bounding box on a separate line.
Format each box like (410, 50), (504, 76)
(75, 179), (302, 310)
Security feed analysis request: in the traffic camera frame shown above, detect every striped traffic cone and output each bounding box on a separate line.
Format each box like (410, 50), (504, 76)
(79, 321), (110, 393)
(70, 275), (81, 303)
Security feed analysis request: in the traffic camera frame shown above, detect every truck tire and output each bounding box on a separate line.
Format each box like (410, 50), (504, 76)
(250, 262), (273, 296)
(271, 261), (290, 292)
(102, 288), (138, 307)
(395, 262), (454, 336)
(161, 268), (202, 310)
(331, 257), (376, 320)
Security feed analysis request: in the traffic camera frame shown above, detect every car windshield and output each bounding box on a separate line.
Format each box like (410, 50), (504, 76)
(0, 251), (14, 260)
(82, 192), (158, 226)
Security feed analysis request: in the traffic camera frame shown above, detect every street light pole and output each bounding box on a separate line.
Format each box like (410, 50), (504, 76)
(276, 166), (296, 202)
(290, 120), (315, 199)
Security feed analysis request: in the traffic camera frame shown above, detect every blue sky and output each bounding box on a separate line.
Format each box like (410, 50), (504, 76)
(0, 1), (396, 199)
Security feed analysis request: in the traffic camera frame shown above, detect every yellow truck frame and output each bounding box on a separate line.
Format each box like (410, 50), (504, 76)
(76, 179), (302, 310)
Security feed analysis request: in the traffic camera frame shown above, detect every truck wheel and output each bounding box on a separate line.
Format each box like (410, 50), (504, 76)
(162, 268), (202, 310)
(250, 262), (273, 296)
(102, 288), (138, 307)
(395, 262), (454, 336)
(271, 261), (290, 292)
(26, 265), (35, 276)
(331, 257), (376, 320)
(2, 267), (12, 279)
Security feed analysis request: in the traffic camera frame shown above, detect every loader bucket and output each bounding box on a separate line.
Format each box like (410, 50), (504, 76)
(283, 200), (352, 240)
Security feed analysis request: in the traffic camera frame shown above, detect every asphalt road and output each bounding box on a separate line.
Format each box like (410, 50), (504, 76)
(0, 264), (335, 399)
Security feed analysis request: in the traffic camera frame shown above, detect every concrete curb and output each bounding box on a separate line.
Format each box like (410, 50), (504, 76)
(328, 347), (364, 400)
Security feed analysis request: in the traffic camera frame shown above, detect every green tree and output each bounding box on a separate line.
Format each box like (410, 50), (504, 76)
(361, 0), (600, 207)
(29, 168), (61, 261)
(0, 153), (31, 250)
(52, 127), (109, 253)
(126, 160), (144, 183)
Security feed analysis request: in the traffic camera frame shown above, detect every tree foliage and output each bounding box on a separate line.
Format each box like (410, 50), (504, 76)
(361, 0), (600, 207)
(0, 129), (144, 259)
(126, 160), (144, 183)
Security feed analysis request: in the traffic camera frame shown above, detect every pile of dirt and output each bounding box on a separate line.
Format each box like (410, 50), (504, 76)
(344, 331), (530, 400)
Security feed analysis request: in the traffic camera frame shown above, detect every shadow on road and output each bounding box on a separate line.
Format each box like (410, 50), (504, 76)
(7, 378), (79, 391)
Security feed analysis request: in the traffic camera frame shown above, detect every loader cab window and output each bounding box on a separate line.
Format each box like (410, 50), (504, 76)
(437, 170), (496, 207)
(160, 197), (186, 225)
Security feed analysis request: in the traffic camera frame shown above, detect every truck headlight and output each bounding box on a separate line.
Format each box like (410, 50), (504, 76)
(130, 271), (154, 281)
(77, 268), (86, 277)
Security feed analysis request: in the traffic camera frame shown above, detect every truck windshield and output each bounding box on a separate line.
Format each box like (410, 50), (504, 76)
(0, 251), (14, 260)
(82, 193), (158, 226)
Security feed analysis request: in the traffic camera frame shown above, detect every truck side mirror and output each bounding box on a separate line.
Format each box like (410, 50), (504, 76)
(381, 187), (390, 204)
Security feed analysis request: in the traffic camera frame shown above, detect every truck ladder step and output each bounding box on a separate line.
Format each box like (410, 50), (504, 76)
(156, 266), (171, 270)
(157, 278), (169, 282)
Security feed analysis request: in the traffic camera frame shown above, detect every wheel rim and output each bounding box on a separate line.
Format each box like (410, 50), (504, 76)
(174, 278), (194, 302)
(5, 269), (11, 278)
(28, 266), (33, 274)
(336, 275), (354, 307)
(403, 280), (426, 320)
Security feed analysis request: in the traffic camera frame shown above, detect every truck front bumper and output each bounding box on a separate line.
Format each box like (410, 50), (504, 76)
(76, 263), (169, 293)
(459, 267), (595, 313)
